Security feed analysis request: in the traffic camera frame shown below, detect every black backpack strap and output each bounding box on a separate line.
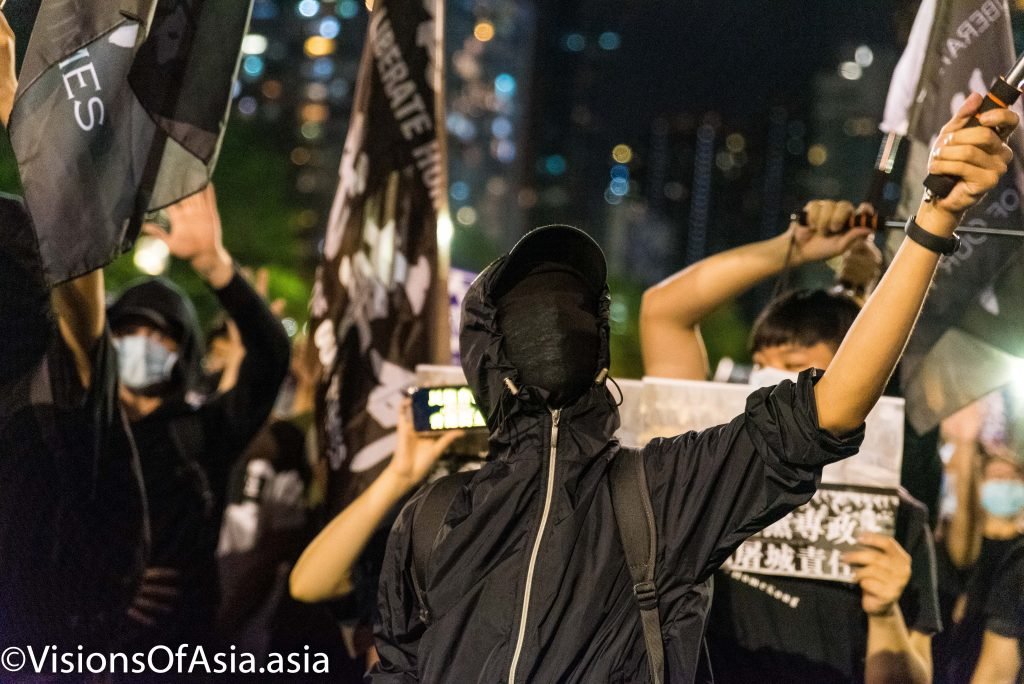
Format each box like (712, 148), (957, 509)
(610, 449), (664, 684)
(409, 472), (471, 624)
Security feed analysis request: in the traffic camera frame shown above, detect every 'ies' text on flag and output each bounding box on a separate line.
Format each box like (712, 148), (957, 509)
(8, 0), (251, 285)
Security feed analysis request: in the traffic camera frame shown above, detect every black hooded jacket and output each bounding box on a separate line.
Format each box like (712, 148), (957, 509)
(372, 254), (865, 683)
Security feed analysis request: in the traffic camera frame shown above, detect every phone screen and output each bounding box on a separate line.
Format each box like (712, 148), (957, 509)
(410, 385), (486, 433)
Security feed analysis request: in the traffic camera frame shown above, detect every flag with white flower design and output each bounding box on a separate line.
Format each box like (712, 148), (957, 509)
(309, 0), (448, 512)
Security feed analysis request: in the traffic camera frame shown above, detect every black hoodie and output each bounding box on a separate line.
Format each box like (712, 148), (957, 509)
(372, 244), (865, 684)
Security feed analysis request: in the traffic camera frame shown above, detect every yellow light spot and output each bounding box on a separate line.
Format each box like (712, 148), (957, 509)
(611, 144), (633, 164)
(304, 36), (335, 58)
(807, 144), (828, 166)
(474, 21), (495, 42)
(300, 102), (330, 123)
(290, 147), (311, 165)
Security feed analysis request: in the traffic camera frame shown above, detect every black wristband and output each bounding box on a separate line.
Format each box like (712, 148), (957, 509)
(905, 215), (961, 256)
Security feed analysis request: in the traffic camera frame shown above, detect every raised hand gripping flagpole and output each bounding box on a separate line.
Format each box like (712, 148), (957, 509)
(923, 51), (1024, 200)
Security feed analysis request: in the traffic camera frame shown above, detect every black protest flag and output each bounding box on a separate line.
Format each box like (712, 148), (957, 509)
(8, 0), (251, 285)
(309, 0), (447, 511)
(883, 0), (1024, 432)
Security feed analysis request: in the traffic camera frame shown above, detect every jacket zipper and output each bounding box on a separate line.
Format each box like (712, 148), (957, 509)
(507, 408), (561, 684)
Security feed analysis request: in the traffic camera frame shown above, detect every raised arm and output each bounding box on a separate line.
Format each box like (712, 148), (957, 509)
(290, 400), (462, 602)
(814, 94), (1017, 435)
(51, 270), (105, 388)
(146, 185), (290, 452)
(941, 403), (985, 568)
(0, 9), (14, 128)
(640, 201), (872, 379)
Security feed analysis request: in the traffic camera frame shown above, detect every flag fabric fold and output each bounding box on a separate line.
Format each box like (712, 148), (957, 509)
(883, 0), (1024, 432)
(309, 0), (448, 512)
(8, 0), (251, 285)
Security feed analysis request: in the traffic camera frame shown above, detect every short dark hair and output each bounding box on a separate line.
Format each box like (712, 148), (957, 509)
(750, 289), (861, 353)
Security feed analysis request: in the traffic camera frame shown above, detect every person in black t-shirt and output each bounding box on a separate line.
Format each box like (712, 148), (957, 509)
(705, 490), (941, 683)
(111, 186), (291, 651)
(0, 15), (146, 652)
(971, 539), (1024, 683)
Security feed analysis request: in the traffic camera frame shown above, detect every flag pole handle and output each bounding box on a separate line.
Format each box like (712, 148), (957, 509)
(789, 210), (880, 232)
(922, 75), (1022, 199)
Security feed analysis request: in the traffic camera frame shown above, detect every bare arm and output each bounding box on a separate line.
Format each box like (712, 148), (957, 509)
(941, 403), (985, 567)
(846, 533), (932, 684)
(865, 613), (932, 684)
(640, 202), (871, 380)
(971, 631), (1021, 684)
(814, 95), (1017, 434)
(0, 9), (13, 128)
(52, 270), (105, 389)
(289, 400), (462, 603)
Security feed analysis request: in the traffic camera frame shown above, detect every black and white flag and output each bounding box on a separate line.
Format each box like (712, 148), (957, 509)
(8, 0), (251, 285)
(882, 0), (1024, 432)
(309, 0), (448, 512)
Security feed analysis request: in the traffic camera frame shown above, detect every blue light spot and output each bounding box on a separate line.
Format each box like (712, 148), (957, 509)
(242, 55), (264, 77)
(545, 155), (567, 176)
(329, 78), (350, 100)
(446, 112), (476, 142)
(238, 97), (258, 116)
(450, 181), (470, 202)
(297, 0), (319, 18)
(319, 16), (341, 38)
(253, 0), (279, 20)
(610, 177), (629, 196)
(495, 140), (516, 163)
(598, 32), (621, 50)
(337, 0), (359, 18)
(564, 33), (585, 52)
(494, 74), (516, 96)
(231, 80), (242, 100)
(491, 117), (512, 139)
(610, 164), (629, 180)
(312, 58), (334, 79)
(604, 188), (623, 205)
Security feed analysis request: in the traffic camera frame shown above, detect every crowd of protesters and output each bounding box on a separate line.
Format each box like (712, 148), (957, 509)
(1, 7), (1024, 684)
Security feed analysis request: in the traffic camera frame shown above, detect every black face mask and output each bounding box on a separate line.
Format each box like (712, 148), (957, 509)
(497, 265), (600, 408)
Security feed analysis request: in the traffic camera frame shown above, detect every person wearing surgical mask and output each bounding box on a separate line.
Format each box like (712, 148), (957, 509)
(641, 201), (941, 684)
(107, 185), (290, 653)
(935, 401), (1024, 684)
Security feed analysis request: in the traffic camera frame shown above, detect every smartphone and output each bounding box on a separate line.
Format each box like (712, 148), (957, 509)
(409, 385), (486, 433)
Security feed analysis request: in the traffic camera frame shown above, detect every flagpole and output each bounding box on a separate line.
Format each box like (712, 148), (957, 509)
(882, 219), (1024, 238)
(430, 0), (451, 366)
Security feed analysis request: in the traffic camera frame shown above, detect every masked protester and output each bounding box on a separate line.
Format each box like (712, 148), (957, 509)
(109, 186), (290, 652)
(933, 406), (1024, 684)
(370, 93), (1015, 683)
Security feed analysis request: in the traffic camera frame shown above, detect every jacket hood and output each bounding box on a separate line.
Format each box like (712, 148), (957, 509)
(459, 225), (614, 434)
(108, 277), (204, 395)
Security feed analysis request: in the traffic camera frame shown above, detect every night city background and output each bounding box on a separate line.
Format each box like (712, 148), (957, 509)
(5, 0), (1024, 378)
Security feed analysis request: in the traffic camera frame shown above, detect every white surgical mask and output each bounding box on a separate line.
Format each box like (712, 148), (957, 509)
(114, 334), (178, 391)
(748, 366), (800, 388)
